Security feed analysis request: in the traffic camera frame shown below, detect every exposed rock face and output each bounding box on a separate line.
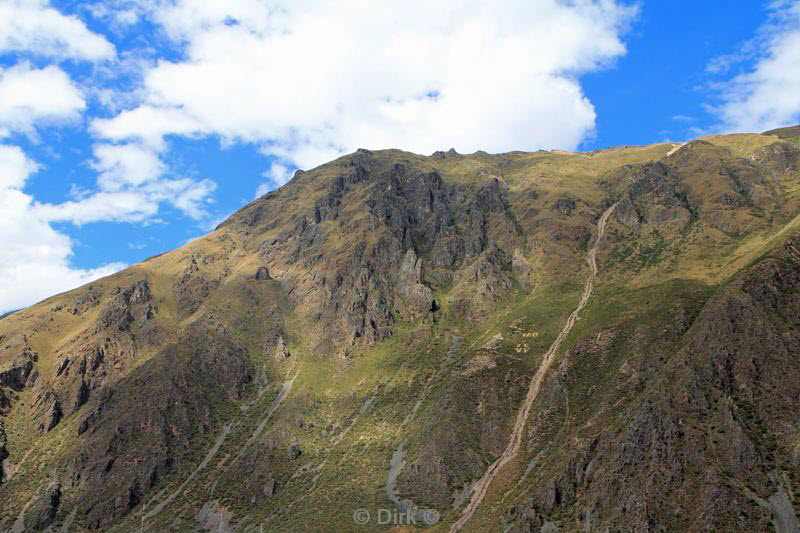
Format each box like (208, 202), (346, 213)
(287, 443), (302, 460)
(0, 338), (36, 390)
(401, 339), (529, 508)
(42, 398), (62, 432)
(750, 141), (799, 175)
(68, 286), (101, 315)
(97, 279), (152, 332)
(28, 482), (61, 530)
(173, 257), (215, 315)
(512, 248), (533, 287)
(272, 335), (290, 362)
(505, 499), (549, 533)
(612, 161), (696, 231)
(241, 155), (523, 357)
(255, 266), (271, 280)
(263, 477), (276, 497)
(450, 247), (514, 320)
(394, 249), (434, 321)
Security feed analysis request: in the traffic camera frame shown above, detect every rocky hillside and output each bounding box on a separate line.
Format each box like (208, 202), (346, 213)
(1, 129), (799, 532)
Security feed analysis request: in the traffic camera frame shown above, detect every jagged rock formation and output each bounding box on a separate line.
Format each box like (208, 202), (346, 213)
(1, 128), (800, 532)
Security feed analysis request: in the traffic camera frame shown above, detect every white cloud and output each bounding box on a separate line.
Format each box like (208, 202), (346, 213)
(0, 62), (86, 137)
(0, 144), (40, 189)
(92, 105), (204, 149)
(0, 145), (124, 313)
(94, 0), (635, 173)
(712, 0), (800, 132)
(34, 142), (217, 225)
(0, 0), (115, 60)
(92, 143), (166, 190)
(0, 3), (221, 311)
(255, 161), (292, 197)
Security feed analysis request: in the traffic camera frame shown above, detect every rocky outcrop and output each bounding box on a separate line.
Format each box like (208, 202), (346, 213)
(400, 341), (529, 508)
(251, 155), (523, 357)
(394, 249), (434, 321)
(96, 279), (151, 332)
(750, 141), (799, 175)
(505, 499), (553, 533)
(612, 161), (696, 231)
(255, 266), (272, 280)
(0, 338), (36, 390)
(272, 335), (290, 362)
(68, 286), (101, 315)
(512, 248), (533, 287)
(28, 481), (61, 530)
(32, 390), (62, 432)
(287, 443), (302, 460)
(0, 336), (38, 418)
(450, 247), (514, 320)
(173, 257), (215, 315)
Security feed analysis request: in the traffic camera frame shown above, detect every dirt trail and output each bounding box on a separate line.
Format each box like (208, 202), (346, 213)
(450, 203), (617, 532)
(666, 142), (686, 156)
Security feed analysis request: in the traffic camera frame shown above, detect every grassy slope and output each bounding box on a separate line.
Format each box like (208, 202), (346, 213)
(1, 131), (798, 531)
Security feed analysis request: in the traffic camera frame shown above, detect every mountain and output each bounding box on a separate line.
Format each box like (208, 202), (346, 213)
(1, 129), (800, 532)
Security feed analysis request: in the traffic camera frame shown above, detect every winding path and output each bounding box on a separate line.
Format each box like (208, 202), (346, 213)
(450, 203), (617, 532)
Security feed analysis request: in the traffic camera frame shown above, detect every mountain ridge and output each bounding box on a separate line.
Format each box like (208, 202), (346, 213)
(1, 128), (800, 532)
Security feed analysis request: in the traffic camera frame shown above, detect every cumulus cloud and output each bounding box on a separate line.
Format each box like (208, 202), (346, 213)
(0, 143), (39, 189)
(0, 0), (115, 60)
(34, 142), (217, 225)
(712, 0), (800, 132)
(0, 145), (124, 312)
(0, 62), (86, 137)
(255, 161), (293, 197)
(95, 0), (635, 172)
(92, 143), (166, 190)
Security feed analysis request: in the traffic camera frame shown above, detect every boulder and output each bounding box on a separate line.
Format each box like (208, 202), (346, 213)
(288, 443), (302, 460)
(255, 266), (272, 280)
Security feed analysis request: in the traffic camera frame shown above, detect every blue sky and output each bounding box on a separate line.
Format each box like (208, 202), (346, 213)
(1, 0), (799, 312)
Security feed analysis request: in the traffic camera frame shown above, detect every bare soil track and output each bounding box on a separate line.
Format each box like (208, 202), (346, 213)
(450, 203), (617, 532)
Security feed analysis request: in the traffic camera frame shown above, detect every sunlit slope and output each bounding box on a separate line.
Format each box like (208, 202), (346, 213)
(1, 128), (799, 532)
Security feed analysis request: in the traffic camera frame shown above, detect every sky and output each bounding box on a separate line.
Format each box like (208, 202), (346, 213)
(1, 0), (799, 313)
